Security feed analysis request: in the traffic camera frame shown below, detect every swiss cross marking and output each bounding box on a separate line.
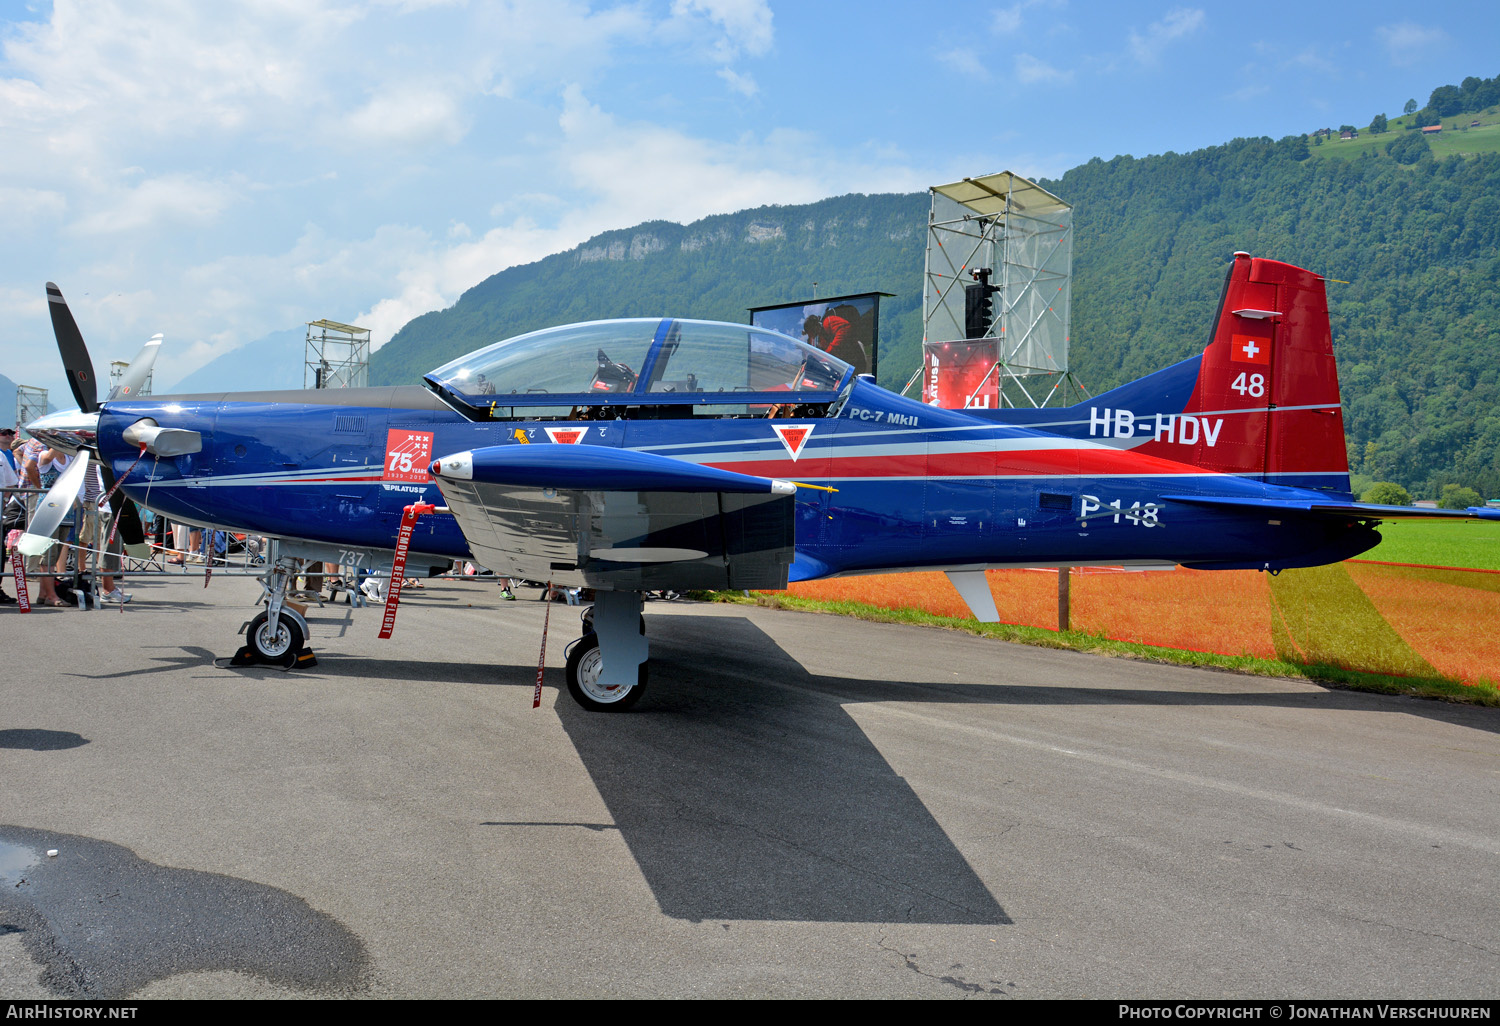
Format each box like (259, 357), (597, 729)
(1230, 333), (1271, 365)
(383, 429), (434, 482)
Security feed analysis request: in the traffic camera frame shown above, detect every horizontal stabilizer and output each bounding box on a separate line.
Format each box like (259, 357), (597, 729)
(432, 443), (795, 495)
(1161, 493), (1500, 522)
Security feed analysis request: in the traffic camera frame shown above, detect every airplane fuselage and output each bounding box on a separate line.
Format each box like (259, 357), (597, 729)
(98, 377), (1378, 581)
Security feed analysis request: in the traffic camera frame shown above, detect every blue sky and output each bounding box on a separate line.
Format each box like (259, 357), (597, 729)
(2, 0), (1494, 400)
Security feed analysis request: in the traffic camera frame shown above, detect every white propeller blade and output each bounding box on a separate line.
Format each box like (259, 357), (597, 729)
(105, 333), (162, 401)
(16, 455), (90, 557)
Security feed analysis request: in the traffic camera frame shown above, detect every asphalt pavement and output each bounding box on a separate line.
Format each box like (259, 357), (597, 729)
(1, 573), (1497, 999)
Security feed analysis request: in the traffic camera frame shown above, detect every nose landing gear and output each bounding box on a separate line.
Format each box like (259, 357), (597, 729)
(224, 548), (316, 669)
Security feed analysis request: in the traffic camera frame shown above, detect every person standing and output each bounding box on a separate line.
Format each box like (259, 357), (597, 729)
(23, 445), (71, 606)
(0, 428), (18, 605)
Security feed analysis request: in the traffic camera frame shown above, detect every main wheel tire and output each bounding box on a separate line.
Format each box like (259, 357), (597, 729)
(565, 633), (646, 712)
(246, 609), (304, 666)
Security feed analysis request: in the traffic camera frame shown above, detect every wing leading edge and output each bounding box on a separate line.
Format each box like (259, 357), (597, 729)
(429, 444), (797, 591)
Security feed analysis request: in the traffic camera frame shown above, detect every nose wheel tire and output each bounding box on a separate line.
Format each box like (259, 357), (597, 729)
(246, 609), (304, 665)
(565, 633), (646, 712)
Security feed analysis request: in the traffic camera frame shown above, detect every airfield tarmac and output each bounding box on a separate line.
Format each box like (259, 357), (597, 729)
(1, 574), (1497, 1000)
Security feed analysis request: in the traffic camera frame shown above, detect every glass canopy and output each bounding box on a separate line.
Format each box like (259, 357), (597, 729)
(425, 317), (854, 418)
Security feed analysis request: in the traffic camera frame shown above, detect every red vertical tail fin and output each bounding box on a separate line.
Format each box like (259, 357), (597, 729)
(1132, 252), (1350, 492)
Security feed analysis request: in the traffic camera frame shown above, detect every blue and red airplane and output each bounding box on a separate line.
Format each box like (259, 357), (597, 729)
(25, 252), (1498, 710)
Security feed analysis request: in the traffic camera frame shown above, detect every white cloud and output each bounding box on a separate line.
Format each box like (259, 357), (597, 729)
(991, 0), (1065, 37)
(344, 86), (468, 147)
(0, 285), (47, 322)
(993, 3), (1027, 35)
(0, 185), (66, 225)
(0, 2), (927, 391)
(937, 47), (990, 82)
(1288, 48), (1337, 75)
(155, 222), (440, 376)
(717, 66), (759, 97)
(69, 174), (240, 236)
(1015, 53), (1072, 85)
(670, 0), (774, 60)
(352, 85), (934, 351)
(664, 0), (774, 95)
(357, 219), (574, 347)
(1375, 22), (1447, 67)
(552, 85), (926, 228)
(1229, 82), (1269, 103)
(0, 0), (353, 147)
(1127, 8), (1205, 66)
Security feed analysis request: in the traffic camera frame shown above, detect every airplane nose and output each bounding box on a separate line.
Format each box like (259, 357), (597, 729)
(24, 408), (99, 453)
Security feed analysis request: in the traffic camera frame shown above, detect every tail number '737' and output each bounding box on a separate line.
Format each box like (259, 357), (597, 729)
(1081, 495), (1161, 527)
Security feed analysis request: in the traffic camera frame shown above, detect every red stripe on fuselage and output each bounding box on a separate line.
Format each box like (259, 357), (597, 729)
(705, 445), (1201, 481)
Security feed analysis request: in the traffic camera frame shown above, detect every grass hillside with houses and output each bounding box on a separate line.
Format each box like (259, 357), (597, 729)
(1312, 74), (1500, 160)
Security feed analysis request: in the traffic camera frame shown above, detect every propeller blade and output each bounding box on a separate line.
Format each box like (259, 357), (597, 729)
(46, 282), (99, 414)
(15, 454), (90, 557)
(106, 334), (162, 401)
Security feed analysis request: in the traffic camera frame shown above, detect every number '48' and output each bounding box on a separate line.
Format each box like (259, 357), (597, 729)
(1231, 372), (1265, 398)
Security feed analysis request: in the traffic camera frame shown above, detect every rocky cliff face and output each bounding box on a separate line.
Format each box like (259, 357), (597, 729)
(568, 207), (900, 266)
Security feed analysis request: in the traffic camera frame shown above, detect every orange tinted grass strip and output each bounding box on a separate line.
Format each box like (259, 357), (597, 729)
(1346, 562), (1500, 685)
(1070, 568), (1276, 659)
(783, 567), (1278, 659)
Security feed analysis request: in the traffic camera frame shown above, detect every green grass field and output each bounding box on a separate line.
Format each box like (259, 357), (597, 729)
(1360, 518), (1500, 570)
(1307, 105), (1500, 161)
(1428, 120), (1500, 158)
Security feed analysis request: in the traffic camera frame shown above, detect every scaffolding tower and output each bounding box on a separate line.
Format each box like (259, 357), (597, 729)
(15, 385), (47, 436)
(305, 319), (370, 390)
(917, 171), (1082, 408)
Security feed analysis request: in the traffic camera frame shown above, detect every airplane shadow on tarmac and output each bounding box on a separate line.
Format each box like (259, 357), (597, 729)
(551, 611), (1500, 924)
(550, 613), (1013, 926)
(314, 614), (1012, 924)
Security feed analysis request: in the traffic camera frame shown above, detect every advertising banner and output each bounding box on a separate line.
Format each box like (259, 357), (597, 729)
(921, 339), (999, 409)
(749, 293), (885, 378)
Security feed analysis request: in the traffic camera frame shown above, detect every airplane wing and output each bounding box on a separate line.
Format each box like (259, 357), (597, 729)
(429, 444), (798, 590)
(1160, 493), (1500, 522)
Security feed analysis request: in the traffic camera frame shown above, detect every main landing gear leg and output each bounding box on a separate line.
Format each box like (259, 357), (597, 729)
(565, 590), (647, 711)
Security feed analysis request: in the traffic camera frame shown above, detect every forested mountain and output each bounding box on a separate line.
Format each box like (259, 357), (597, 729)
(370, 76), (1500, 499)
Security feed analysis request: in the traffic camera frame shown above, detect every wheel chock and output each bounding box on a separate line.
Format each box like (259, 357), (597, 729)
(218, 644), (317, 670)
(224, 645), (262, 667)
